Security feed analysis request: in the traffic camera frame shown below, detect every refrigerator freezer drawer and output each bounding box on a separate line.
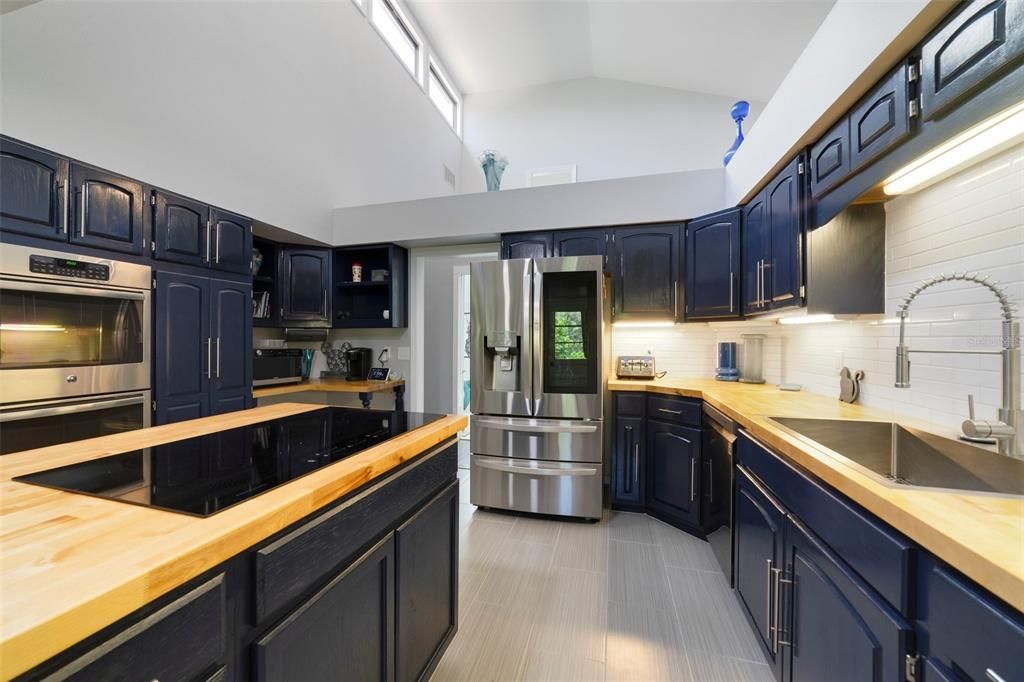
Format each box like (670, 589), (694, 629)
(470, 455), (603, 520)
(471, 415), (603, 463)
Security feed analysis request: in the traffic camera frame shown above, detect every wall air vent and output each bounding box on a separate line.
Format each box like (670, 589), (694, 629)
(443, 164), (456, 189)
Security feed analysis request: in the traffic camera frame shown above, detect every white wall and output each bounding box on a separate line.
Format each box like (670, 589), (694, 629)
(0, 0), (462, 243)
(460, 77), (760, 193)
(615, 144), (1024, 437)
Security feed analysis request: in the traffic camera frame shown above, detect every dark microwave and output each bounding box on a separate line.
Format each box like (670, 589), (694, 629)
(253, 349), (304, 387)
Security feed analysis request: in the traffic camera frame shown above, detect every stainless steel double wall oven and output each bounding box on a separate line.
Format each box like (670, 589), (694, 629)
(0, 244), (152, 454)
(470, 256), (608, 520)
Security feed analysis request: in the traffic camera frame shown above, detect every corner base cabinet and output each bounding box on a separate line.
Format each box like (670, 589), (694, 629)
(20, 440), (460, 682)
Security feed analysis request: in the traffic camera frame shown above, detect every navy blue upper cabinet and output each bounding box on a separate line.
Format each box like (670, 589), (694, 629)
(920, 0), (1024, 122)
(152, 189), (208, 267)
(612, 224), (681, 320)
(645, 420), (701, 528)
(0, 137), (68, 242)
(501, 231), (553, 260)
(69, 163), (145, 255)
(154, 272), (211, 425)
(809, 118), (851, 197)
(209, 279), (252, 415)
(210, 207), (252, 275)
(782, 516), (913, 682)
(685, 209), (741, 320)
(734, 466), (787, 678)
(850, 62), (913, 173)
(280, 248), (332, 326)
(552, 228), (610, 265)
(764, 155), (805, 310)
(742, 193), (768, 315)
(915, 555), (1024, 682)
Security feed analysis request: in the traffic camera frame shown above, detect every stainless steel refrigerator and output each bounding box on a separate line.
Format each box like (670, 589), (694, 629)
(469, 256), (608, 520)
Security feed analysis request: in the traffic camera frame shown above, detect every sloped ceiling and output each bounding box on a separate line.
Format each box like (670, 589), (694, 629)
(408, 0), (836, 101)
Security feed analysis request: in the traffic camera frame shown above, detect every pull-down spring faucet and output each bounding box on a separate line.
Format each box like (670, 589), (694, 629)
(895, 272), (1021, 458)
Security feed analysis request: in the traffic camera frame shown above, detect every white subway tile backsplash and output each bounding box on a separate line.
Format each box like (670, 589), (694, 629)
(612, 143), (1024, 435)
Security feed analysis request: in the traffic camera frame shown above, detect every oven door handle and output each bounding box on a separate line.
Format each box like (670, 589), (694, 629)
(0, 277), (145, 301)
(0, 395), (146, 422)
(475, 458), (598, 477)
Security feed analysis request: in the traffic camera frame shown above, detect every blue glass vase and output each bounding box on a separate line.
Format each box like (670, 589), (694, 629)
(479, 150), (508, 191)
(723, 100), (750, 167)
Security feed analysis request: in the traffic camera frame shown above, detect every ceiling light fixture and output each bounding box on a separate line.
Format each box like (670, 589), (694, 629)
(883, 101), (1024, 195)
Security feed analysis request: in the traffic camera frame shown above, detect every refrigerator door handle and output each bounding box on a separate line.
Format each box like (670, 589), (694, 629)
(531, 260), (543, 415)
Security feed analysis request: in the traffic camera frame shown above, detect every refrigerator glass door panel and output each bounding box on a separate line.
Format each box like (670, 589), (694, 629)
(532, 257), (604, 420)
(471, 414), (603, 463)
(470, 259), (533, 417)
(470, 454), (603, 519)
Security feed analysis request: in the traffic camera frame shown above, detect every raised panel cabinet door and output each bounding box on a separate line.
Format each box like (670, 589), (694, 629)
(254, 534), (396, 682)
(154, 272), (210, 424)
(612, 225), (681, 320)
(742, 192), (768, 315)
(734, 465), (786, 679)
(781, 516), (913, 682)
(645, 421), (701, 528)
(765, 156), (805, 309)
(69, 163), (145, 255)
(850, 62), (913, 173)
(502, 232), (553, 260)
(685, 209), (741, 319)
(396, 481), (459, 682)
(209, 279), (252, 415)
(279, 248), (331, 324)
(920, 0), (1024, 122)
(209, 207), (252, 274)
(553, 228), (609, 264)
(809, 118), (851, 197)
(152, 189), (208, 266)
(0, 137), (69, 241)
(613, 415), (645, 506)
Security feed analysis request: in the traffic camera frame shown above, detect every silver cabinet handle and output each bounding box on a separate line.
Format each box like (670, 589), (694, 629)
(215, 337), (221, 378)
(728, 272), (734, 313)
(625, 425), (634, 491)
(772, 565), (793, 651)
(690, 457), (696, 502)
(633, 441), (639, 483)
(986, 670), (1007, 682)
(79, 185), (87, 237)
(658, 408), (683, 415)
(214, 223), (221, 263)
(205, 220), (211, 263)
(206, 337), (212, 379)
(765, 559), (774, 644)
(59, 180), (69, 234)
(322, 289), (328, 317)
(762, 260), (771, 306)
(755, 260), (762, 307)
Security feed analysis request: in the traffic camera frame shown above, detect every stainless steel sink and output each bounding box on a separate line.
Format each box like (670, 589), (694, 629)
(768, 417), (1024, 496)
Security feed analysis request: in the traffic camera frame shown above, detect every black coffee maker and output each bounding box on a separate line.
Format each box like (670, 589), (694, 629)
(345, 347), (373, 381)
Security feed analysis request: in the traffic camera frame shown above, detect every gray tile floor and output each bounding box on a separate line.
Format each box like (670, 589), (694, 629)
(433, 451), (771, 682)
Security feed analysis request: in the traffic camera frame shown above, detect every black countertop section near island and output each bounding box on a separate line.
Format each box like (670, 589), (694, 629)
(15, 407), (445, 517)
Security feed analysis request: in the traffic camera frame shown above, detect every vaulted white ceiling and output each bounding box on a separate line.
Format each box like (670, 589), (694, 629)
(408, 0), (836, 101)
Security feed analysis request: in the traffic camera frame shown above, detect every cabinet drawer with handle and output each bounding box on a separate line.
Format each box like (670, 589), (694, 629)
(646, 395), (701, 427)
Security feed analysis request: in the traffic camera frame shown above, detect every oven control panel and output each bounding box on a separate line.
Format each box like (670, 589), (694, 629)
(30, 255), (110, 281)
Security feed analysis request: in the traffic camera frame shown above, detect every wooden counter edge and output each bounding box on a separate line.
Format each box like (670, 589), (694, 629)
(252, 378), (406, 399)
(0, 410), (466, 680)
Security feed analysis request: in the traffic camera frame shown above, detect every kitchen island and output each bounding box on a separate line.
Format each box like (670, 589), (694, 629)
(0, 403), (465, 681)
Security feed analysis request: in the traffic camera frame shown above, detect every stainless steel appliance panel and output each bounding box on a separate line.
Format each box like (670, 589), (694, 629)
(0, 390), (151, 455)
(470, 454), (603, 519)
(470, 259), (533, 417)
(532, 256), (606, 420)
(704, 403), (737, 583)
(471, 415), (603, 463)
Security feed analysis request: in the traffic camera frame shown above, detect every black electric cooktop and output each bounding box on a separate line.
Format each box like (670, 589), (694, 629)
(14, 407), (445, 517)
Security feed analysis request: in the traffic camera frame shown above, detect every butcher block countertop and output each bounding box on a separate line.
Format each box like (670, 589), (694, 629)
(608, 378), (1024, 613)
(0, 403), (466, 680)
(252, 377), (404, 399)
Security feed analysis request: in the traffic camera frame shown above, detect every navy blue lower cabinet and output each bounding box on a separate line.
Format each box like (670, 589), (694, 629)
(734, 465), (788, 679)
(645, 420), (701, 529)
(915, 554), (1024, 682)
(154, 272), (211, 425)
(612, 414), (645, 509)
(781, 515), (913, 682)
(209, 279), (253, 415)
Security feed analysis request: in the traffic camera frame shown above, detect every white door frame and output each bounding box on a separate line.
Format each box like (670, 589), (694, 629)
(452, 265), (470, 417)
